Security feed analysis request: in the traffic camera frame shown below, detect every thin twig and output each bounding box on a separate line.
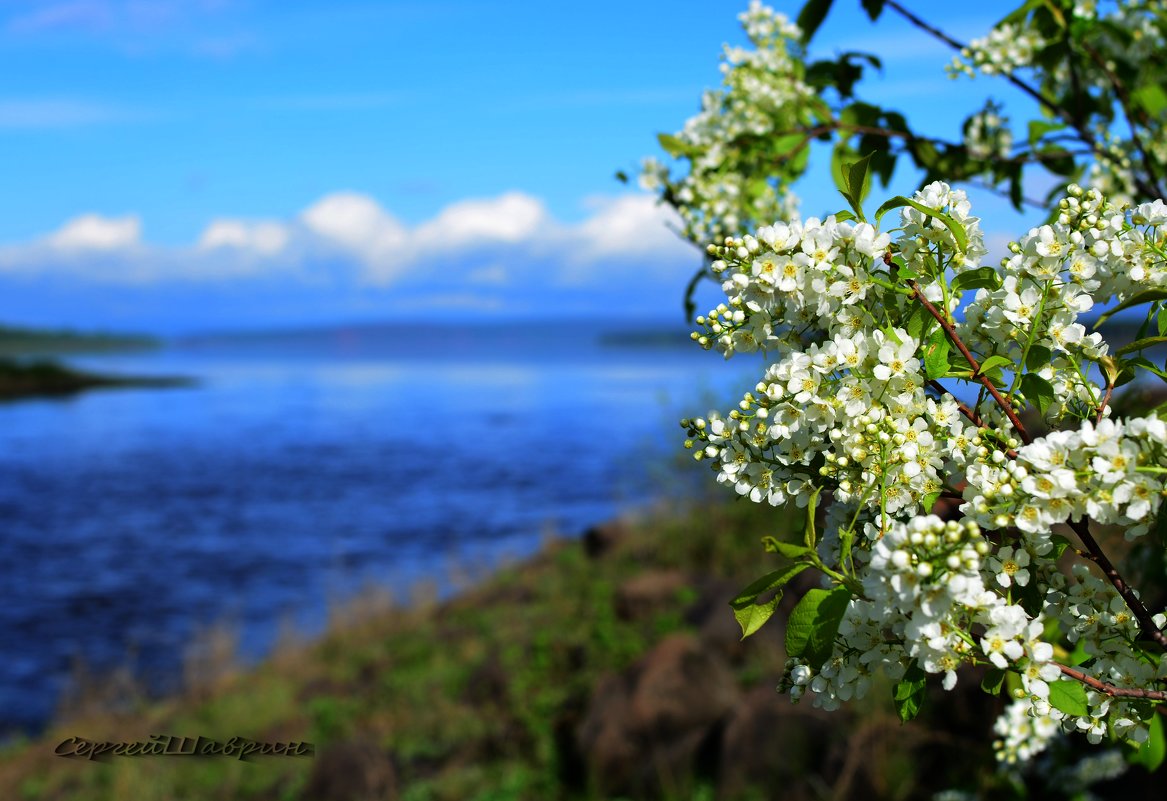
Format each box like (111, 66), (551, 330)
(1077, 39), (1164, 200)
(966, 177), (1046, 211)
(908, 280), (1031, 444)
(1095, 373), (1115, 425)
(884, 1), (1075, 124)
(1056, 662), (1167, 701)
(883, 0), (1139, 198)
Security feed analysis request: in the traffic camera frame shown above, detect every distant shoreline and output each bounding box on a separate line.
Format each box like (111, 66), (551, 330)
(0, 357), (192, 401)
(0, 324), (158, 357)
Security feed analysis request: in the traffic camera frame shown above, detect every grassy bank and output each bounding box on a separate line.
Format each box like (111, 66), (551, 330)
(1, 491), (1155, 800)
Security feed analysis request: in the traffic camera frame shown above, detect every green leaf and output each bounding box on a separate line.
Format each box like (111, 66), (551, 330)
(860, 0), (885, 20)
(1125, 356), (1167, 379)
(1037, 146), (1076, 177)
(904, 303), (931, 340)
(772, 133), (807, 157)
(950, 266), (1003, 293)
(614, 170), (629, 184)
(796, 0), (834, 44)
(1026, 345), (1053, 371)
(1027, 119), (1066, 147)
(1096, 290), (1167, 328)
(893, 665), (928, 723)
(869, 147), (895, 187)
(746, 177), (770, 201)
(1153, 497), (1167, 550)
(1048, 679), (1089, 717)
(1131, 712), (1165, 772)
(921, 490), (940, 513)
(1158, 309), (1167, 338)
(1067, 637), (1091, 667)
(785, 586), (851, 666)
(842, 152), (874, 220)
(730, 563), (811, 639)
(1116, 336), (1167, 357)
(923, 329), (951, 379)
(804, 486), (822, 549)
(762, 537), (814, 560)
(977, 354), (1014, 375)
(838, 525), (856, 571)
(1133, 84), (1167, 118)
(1009, 169), (1024, 212)
(981, 668), (1006, 696)
(1049, 534), (1072, 559)
(657, 132), (697, 159)
(1020, 372), (1056, 415)
(873, 196), (968, 252)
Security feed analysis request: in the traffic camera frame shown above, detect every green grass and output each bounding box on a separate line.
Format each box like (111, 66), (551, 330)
(0, 493), (1023, 801)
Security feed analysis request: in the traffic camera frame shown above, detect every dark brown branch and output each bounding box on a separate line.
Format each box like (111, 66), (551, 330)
(1057, 662), (1167, 701)
(908, 280), (1031, 444)
(1067, 517), (1167, 650)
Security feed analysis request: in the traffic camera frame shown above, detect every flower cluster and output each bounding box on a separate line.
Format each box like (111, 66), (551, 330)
(685, 330), (977, 522)
(641, 1), (813, 245)
(692, 213), (898, 355)
(962, 104), (1013, 161)
(992, 698), (1061, 764)
(958, 184), (1167, 424)
(988, 561), (1167, 758)
(948, 23), (1046, 77)
(684, 180), (1167, 767)
(781, 517), (1058, 705)
(947, 1), (1167, 205)
(963, 415), (1167, 544)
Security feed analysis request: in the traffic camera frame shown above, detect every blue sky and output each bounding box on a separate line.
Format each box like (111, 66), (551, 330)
(0, 0), (1039, 334)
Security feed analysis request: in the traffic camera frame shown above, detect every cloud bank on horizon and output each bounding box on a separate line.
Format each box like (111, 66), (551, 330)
(0, 1), (1033, 335)
(0, 191), (699, 333)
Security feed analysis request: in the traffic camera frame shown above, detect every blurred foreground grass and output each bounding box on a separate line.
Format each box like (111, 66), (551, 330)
(4, 486), (1156, 800)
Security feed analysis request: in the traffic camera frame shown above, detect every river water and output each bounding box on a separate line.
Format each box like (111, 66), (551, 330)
(0, 321), (750, 733)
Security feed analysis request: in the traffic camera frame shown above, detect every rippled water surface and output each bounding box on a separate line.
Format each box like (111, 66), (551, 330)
(0, 322), (748, 732)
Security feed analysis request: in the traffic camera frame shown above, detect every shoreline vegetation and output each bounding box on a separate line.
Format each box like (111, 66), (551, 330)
(2, 491), (1156, 801)
(0, 325), (189, 401)
(0, 358), (192, 401)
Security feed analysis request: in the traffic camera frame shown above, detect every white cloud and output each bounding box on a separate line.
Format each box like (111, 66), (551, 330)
(199, 219), (289, 256)
(572, 194), (684, 259)
(415, 192), (547, 249)
(300, 192), (407, 260)
(47, 213), (141, 251)
(0, 189), (699, 298)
